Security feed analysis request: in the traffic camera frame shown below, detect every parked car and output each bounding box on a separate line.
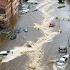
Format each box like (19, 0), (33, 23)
(20, 9), (29, 14)
(27, 0), (38, 4)
(0, 51), (10, 56)
(56, 54), (69, 68)
(58, 45), (67, 53)
(19, 4), (29, 14)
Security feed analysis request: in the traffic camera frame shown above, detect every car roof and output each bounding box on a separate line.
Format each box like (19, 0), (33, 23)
(63, 54), (69, 58)
(60, 57), (65, 61)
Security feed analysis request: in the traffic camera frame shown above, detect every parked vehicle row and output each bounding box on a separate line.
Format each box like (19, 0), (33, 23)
(19, 4), (30, 14)
(19, 0), (38, 14)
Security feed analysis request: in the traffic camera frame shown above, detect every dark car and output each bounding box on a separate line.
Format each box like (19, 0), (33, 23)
(58, 45), (67, 53)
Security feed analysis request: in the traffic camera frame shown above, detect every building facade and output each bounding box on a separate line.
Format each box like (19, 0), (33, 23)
(0, 0), (19, 29)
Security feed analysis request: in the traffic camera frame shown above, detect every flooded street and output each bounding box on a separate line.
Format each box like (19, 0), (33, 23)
(0, 0), (70, 70)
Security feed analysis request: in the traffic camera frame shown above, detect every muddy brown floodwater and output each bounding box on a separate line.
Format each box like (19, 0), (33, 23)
(0, 36), (8, 46)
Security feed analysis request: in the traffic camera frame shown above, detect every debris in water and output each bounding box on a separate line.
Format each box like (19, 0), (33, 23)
(27, 44), (32, 47)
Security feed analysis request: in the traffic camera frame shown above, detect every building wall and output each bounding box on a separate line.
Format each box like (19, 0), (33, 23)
(0, 0), (7, 8)
(9, 0), (19, 29)
(5, 2), (12, 19)
(0, 0), (19, 28)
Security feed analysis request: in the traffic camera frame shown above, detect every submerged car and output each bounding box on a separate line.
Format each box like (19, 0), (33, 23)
(58, 46), (67, 53)
(0, 30), (17, 40)
(56, 54), (69, 68)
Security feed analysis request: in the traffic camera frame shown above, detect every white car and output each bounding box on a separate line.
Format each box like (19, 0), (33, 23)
(27, 0), (38, 4)
(22, 8), (29, 13)
(19, 8), (29, 14)
(19, 4), (29, 14)
(56, 54), (69, 68)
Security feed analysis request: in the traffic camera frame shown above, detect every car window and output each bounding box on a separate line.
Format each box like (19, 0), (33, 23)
(59, 60), (65, 63)
(63, 57), (68, 61)
(65, 58), (68, 61)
